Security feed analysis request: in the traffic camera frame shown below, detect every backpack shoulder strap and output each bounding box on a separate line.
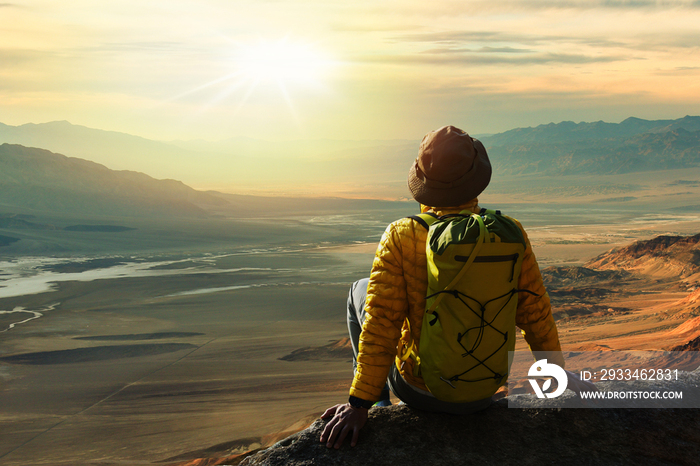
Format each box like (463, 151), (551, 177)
(407, 212), (439, 230)
(480, 207), (502, 216)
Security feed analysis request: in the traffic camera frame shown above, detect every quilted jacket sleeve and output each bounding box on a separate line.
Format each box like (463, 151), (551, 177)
(349, 223), (408, 401)
(514, 222), (565, 368)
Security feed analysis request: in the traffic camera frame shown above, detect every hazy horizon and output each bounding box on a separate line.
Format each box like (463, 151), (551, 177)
(3, 115), (700, 200)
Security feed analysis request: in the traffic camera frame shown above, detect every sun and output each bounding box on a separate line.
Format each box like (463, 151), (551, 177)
(236, 39), (329, 87)
(168, 37), (334, 123)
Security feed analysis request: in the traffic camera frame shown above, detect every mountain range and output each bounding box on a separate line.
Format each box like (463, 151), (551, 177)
(482, 116), (700, 176)
(2, 116), (700, 198)
(0, 120), (416, 195)
(0, 143), (223, 218)
(0, 143), (409, 220)
(1, 116), (700, 219)
(481, 116), (700, 145)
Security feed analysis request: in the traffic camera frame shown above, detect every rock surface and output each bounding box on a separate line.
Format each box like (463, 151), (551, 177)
(586, 233), (700, 279)
(240, 387), (700, 466)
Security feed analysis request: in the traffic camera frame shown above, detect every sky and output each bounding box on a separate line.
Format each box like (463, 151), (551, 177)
(2, 0), (700, 142)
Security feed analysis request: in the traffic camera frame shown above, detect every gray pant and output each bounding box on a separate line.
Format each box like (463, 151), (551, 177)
(347, 278), (492, 414)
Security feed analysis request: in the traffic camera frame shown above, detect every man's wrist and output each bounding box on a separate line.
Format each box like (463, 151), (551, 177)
(348, 395), (373, 409)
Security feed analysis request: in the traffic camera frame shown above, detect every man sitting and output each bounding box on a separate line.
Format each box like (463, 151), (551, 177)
(320, 126), (593, 449)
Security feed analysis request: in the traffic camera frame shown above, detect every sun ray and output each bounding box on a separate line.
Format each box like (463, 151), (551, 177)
(195, 79), (249, 116)
(164, 71), (243, 103)
(233, 80), (261, 116)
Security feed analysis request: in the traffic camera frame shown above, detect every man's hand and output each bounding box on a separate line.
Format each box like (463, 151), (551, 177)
(319, 403), (368, 449)
(565, 369), (598, 395)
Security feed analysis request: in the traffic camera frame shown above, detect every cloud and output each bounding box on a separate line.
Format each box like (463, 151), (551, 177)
(355, 51), (626, 66)
(459, 0), (700, 10)
(654, 66), (700, 75)
(632, 32), (700, 50)
(78, 41), (186, 54)
(382, 30), (633, 66)
(392, 31), (627, 49)
(394, 31), (515, 45)
(344, 0), (700, 25)
(598, 0), (699, 8)
(477, 46), (532, 54)
(330, 22), (422, 33)
(0, 48), (53, 66)
(391, 28), (700, 56)
(420, 46), (534, 55)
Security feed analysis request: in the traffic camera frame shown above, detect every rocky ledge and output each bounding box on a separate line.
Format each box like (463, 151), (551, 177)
(240, 373), (700, 466)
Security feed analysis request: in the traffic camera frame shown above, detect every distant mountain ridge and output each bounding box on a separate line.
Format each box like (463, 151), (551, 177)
(480, 116), (700, 176)
(0, 120), (220, 188)
(480, 116), (700, 146)
(0, 143), (226, 218)
(0, 143), (411, 220)
(0, 120), (416, 195)
(1, 116), (700, 197)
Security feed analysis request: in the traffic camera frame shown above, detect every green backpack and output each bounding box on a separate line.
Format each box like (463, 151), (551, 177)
(400, 208), (534, 403)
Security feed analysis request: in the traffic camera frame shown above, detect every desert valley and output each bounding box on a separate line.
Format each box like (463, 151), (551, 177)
(1, 117), (700, 465)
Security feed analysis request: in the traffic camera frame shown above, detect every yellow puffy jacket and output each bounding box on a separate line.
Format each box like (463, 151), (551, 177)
(349, 199), (564, 402)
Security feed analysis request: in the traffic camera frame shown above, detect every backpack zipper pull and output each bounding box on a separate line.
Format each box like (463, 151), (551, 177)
(440, 377), (457, 389)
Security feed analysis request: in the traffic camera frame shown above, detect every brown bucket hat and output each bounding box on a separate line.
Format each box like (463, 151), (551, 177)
(408, 125), (491, 207)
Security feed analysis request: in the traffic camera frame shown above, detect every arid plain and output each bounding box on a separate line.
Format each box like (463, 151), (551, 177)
(2, 168), (700, 466)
